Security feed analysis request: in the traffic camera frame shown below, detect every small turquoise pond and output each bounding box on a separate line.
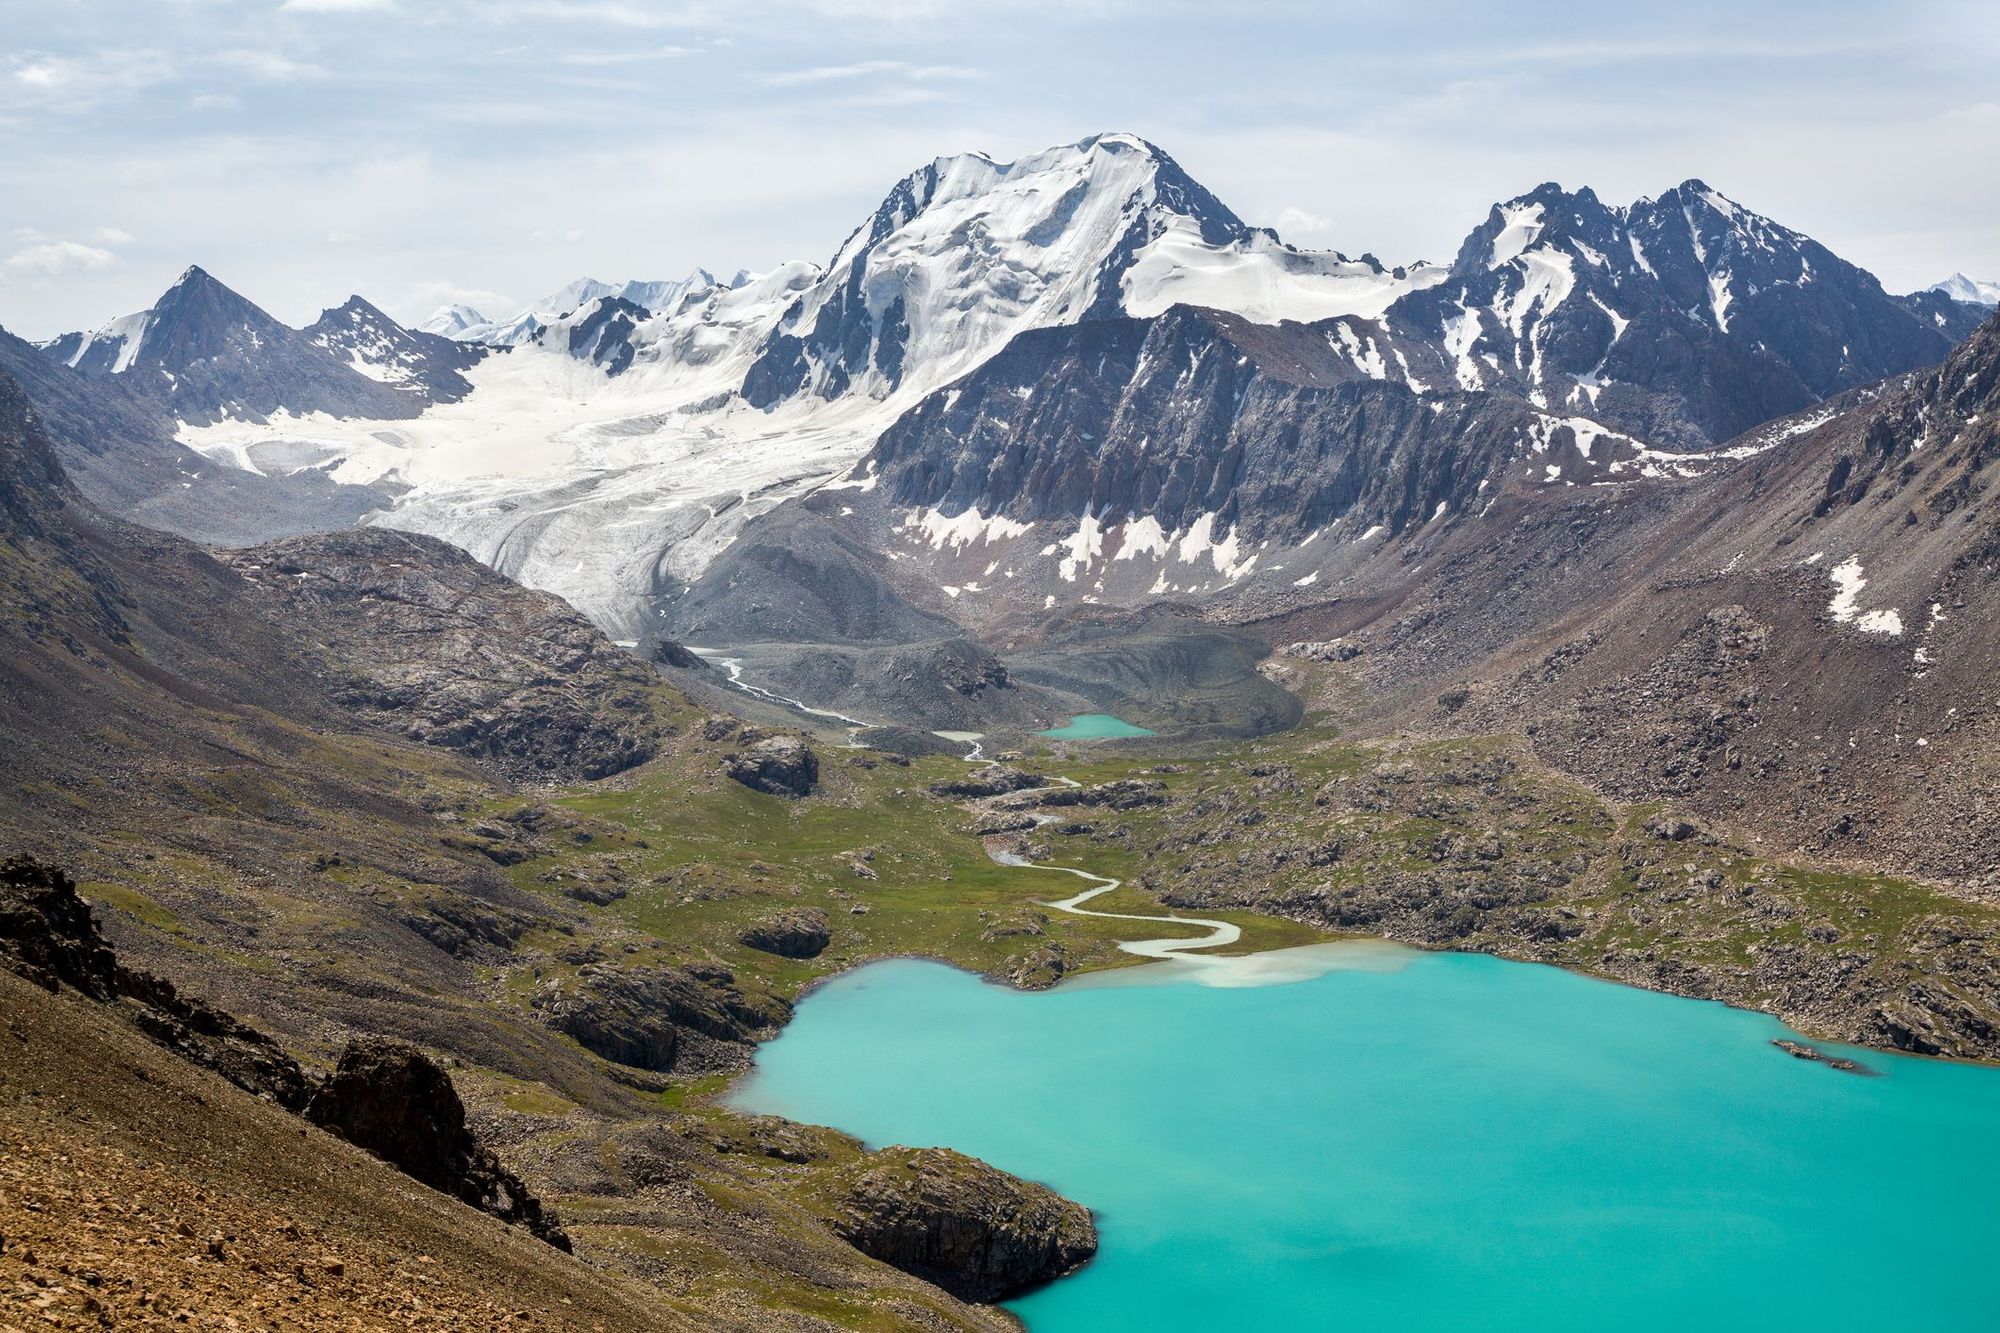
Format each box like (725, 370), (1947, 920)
(731, 945), (2000, 1332)
(1039, 713), (1156, 739)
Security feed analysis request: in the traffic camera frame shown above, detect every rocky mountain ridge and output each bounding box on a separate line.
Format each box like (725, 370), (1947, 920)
(20, 135), (1993, 646)
(43, 265), (460, 424)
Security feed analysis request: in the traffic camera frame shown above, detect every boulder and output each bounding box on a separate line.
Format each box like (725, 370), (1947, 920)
(532, 964), (789, 1073)
(306, 1038), (571, 1250)
(1645, 814), (1700, 841)
(739, 908), (832, 959)
(830, 1146), (1097, 1302)
(724, 735), (820, 797)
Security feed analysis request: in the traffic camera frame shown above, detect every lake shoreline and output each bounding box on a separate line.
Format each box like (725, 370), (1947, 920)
(732, 947), (2000, 1332)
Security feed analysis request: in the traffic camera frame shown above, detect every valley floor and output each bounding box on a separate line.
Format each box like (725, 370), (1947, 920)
(13, 667), (1998, 1330)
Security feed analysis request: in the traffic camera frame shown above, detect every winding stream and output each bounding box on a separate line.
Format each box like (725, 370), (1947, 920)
(987, 823), (1243, 961)
(685, 648), (873, 729)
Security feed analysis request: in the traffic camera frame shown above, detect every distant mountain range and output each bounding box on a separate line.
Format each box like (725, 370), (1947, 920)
(10, 132), (1990, 650)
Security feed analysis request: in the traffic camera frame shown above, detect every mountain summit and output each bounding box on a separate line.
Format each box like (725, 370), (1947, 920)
(1392, 178), (1980, 445)
(741, 132), (1444, 407)
(1926, 273), (2000, 307)
(44, 267), (441, 425)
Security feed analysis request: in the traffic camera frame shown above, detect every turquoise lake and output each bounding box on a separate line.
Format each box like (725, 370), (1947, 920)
(1038, 713), (1157, 739)
(730, 944), (2000, 1332)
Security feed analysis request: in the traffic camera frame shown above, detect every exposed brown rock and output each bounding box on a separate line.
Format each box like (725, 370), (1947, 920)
(307, 1038), (572, 1250)
(724, 735), (820, 797)
(224, 527), (665, 781)
(739, 907), (832, 959)
(830, 1147), (1097, 1303)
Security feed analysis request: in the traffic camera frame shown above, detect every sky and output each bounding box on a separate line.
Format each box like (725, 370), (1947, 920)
(1, 0), (1996, 340)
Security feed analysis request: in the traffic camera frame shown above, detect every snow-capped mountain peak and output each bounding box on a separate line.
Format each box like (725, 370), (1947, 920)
(40, 266), (477, 425)
(419, 303), (490, 337)
(1926, 273), (2000, 307)
(52, 264), (280, 379)
(741, 131), (1442, 408)
(434, 270), (729, 346)
(306, 295), (486, 397)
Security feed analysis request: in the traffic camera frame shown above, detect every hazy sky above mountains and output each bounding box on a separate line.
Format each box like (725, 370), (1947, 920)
(2, 0), (1995, 338)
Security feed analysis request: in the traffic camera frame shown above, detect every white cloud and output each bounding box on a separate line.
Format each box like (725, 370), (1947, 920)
(211, 49), (329, 81)
(477, 1), (716, 27)
(5, 49), (178, 109)
(761, 60), (906, 87)
(2, 241), (121, 280)
(93, 227), (136, 245)
(557, 45), (694, 65)
(760, 59), (981, 87)
(280, 0), (395, 11)
(1273, 206), (1332, 237)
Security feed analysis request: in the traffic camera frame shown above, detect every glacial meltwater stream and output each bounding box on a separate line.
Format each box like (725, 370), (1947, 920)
(731, 943), (2000, 1330)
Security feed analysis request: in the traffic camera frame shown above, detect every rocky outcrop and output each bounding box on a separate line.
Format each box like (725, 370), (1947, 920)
(930, 767), (1046, 799)
(0, 854), (119, 1000)
(304, 295), (485, 408)
(0, 856), (310, 1110)
(739, 908), (831, 960)
(1023, 779), (1168, 812)
(531, 964), (790, 1074)
(225, 528), (664, 780)
(829, 1147), (1097, 1302)
(1771, 1039), (1873, 1075)
(723, 736), (820, 798)
(306, 1038), (572, 1251)
(2, 857), (575, 1249)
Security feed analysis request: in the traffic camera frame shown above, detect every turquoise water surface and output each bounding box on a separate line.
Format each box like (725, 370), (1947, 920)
(730, 945), (2000, 1332)
(1039, 713), (1157, 739)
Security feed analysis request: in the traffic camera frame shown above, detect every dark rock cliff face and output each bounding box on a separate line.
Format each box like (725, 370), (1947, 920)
(223, 527), (665, 780)
(0, 854), (308, 1109)
(864, 307), (1552, 546)
(306, 1038), (572, 1251)
(829, 1147), (1098, 1303)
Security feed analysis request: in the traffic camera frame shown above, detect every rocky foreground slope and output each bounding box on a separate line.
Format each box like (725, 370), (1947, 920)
(0, 368), (1097, 1328)
(0, 965), (676, 1332)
